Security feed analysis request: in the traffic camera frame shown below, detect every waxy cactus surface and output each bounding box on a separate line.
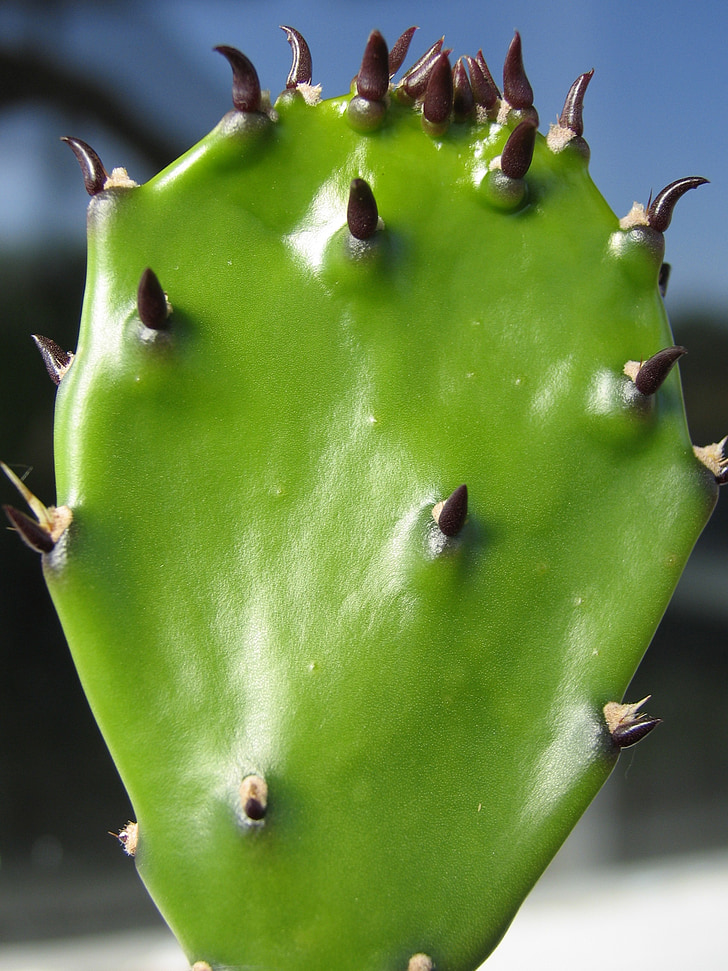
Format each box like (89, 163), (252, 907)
(4, 25), (725, 971)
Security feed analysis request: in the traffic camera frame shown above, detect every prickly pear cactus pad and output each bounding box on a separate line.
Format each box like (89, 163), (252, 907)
(4, 26), (725, 971)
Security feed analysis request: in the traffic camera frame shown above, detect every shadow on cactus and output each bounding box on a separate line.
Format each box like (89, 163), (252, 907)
(3, 23), (725, 971)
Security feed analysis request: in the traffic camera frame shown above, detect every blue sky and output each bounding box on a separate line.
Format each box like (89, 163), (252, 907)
(1, 0), (726, 315)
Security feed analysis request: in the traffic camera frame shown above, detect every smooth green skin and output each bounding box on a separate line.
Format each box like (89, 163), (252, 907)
(44, 91), (716, 970)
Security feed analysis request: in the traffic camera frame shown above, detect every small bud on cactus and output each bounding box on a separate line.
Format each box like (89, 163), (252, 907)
(113, 820), (139, 857)
(604, 698), (662, 748)
(347, 178), (379, 240)
(3, 20), (722, 971)
(137, 267), (171, 331)
(408, 955), (435, 971)
(432, 484), (469, 537)
(239, 774), (268, 822)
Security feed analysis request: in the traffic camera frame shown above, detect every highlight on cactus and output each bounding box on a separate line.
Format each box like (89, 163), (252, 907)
(3, 20), (724, 971)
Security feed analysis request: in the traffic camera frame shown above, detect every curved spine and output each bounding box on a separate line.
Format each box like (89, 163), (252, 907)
(214, 45), (262, 113)
(60, 136), (107, 196)
(280, 26), (313, 87)
(647, 177), (709, 233)
(634, 345), (687, 396)
(557, 70), (594, 137)
(612, 718), (661, 748)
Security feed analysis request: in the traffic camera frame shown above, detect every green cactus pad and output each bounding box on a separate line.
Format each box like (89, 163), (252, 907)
(8, 27), (722, 971)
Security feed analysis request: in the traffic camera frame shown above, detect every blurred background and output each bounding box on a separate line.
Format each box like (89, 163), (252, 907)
(0, 0), (726, 967)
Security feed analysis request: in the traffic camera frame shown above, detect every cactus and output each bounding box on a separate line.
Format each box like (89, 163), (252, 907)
(3, 24), (725, 971)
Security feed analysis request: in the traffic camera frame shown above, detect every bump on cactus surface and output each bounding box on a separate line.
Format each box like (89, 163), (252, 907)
(3, 23), (725, 971)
